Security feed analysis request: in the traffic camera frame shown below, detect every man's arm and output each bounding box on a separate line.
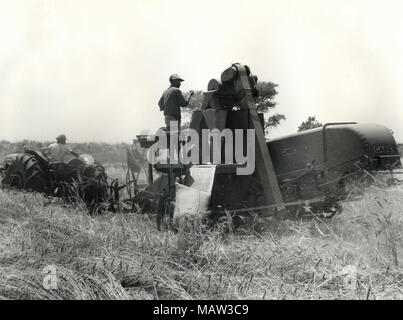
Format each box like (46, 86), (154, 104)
(158, 94), (165, 111)
(176, 89), (193, 107)
(64, 145), (78, 157)
(39, 146), (49, 155)
(41, 144), (54, 157)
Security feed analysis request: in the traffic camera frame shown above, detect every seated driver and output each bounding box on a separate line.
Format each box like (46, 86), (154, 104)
(43, 134), (79, 163)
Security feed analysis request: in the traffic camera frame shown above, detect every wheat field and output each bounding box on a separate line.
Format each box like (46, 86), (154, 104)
(0, 163), (402, 299)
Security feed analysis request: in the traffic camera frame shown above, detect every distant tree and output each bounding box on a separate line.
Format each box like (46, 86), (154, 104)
(255, 81), (278, 113)
(256, 81), (286, 135)
(298, 116), (323, 132)
(266, 113), (286, 129)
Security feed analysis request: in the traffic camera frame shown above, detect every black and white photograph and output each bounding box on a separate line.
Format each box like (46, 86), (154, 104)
(0, 0), (402, 306)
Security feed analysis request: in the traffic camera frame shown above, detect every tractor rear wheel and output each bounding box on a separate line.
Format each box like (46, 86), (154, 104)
(2, 154), (47, 193)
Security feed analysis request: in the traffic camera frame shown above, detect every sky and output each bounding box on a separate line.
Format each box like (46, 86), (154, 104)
(1, 0), (403, 143)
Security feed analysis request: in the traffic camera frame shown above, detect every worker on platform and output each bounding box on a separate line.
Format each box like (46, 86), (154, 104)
(158, 74), (193, 131)
(43, 134), (79, 163)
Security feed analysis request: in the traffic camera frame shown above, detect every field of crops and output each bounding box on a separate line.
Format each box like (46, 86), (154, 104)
(0, 142), (402, 299)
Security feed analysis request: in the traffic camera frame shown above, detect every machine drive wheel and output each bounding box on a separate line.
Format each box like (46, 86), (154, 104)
(2, 154), (47, 193)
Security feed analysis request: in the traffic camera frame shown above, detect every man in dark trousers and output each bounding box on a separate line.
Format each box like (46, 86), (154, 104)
(158, 74), (193, 131)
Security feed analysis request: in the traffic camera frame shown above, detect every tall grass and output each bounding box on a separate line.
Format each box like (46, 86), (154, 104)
(1, 179), (402, 299)
(1, 140), (402, 299)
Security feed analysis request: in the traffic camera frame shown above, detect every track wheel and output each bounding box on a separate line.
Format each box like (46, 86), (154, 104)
(2, 154), (46, 193)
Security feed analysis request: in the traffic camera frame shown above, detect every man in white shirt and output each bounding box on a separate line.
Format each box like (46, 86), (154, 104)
(44, 134), (78, 163)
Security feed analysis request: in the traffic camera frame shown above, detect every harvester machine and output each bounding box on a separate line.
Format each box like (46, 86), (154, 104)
(126, 63), (402, 226)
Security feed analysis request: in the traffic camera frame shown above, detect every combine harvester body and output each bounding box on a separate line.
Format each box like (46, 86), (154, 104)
(129, 63), (402, 221)
(2, 63), (400, 221)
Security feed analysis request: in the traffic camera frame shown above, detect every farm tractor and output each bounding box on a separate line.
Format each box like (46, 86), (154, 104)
(0, 147), (122, 212)
(125, 63), (403, 226)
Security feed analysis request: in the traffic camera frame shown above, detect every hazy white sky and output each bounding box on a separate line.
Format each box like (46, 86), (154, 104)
(1, 0), (403, 143)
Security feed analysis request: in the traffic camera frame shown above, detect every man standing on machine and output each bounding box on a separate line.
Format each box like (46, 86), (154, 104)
(158, 73), (193, 131)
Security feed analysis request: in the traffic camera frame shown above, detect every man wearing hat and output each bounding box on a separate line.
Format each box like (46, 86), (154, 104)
(43, 134), (79, 163)
(158, 74), (193, 131)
